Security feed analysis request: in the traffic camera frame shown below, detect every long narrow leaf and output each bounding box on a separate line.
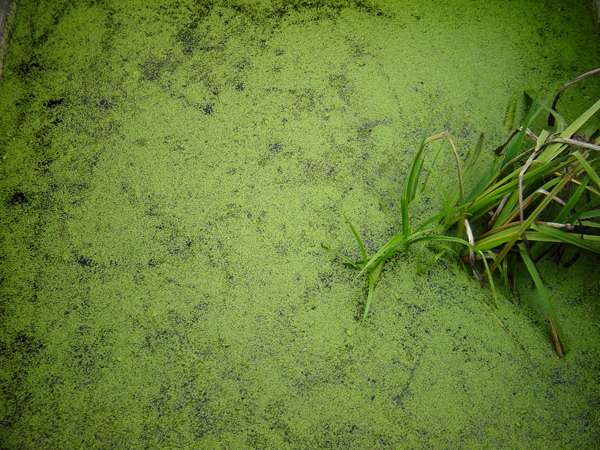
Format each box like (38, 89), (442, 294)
(525, 88), (568, 131)
(530, 223), (600, 253)
(573, 151), (600, 191)
(363, 273), (375, 323)
(519, 244), (566, 358)
(357, 232), (410, 277)
(560, 98), (600, 139)
(529, 176), (590, 259)
(321, 244), (363, 270)
(501, 90), (543, 166)
(490, 166), (576, 273)
(401, 134), (430, 235)
(343, 214), (368, 263)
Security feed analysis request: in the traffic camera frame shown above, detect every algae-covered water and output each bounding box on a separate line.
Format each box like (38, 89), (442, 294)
(1, 0), (599, 448)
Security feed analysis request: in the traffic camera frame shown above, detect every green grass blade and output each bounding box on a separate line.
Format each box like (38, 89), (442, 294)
(573, 152), (600, 191)
(519, 243), (566, 357)
(464, 157), (572, 223)
(560, 98), (600, 139)
(490, 168), (575, 273)
(321, 244), (362, 270)
(417, 246), (453, 276)
(553, 176), (589, 222)
(529, 176), (590, 258)
(358, 232), (410, 277)
(362, 273), (375, 323)
(343, 214), (368, 263)
(423, 158), (451, 213)
(416, 204), (468, 233)
(407, 234), (499, 306)
(401, 134), (429, 235)
(529, 223), (600, 253)
(401, 132), (454, 235)
(472, 226), (520, 252)
(525, 88), (568, 131)
(501, 91), (540, 166)
(580, 208), (600, 220)
(463, 159), (503, 206)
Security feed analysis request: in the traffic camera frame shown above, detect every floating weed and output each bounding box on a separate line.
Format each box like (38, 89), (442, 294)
(325, 72), (600, 357)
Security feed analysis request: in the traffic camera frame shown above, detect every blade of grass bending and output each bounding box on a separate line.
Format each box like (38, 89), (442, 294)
(490, 164), (577, 274)
(465, 158), (570, 223)
(357, 232), (410, 278)
(529, 176), (590, 259)
(401, 132), (452, 235)
(560, 98), (600, 139)
(573, 152), (600, 191)
(321, 244), (362, 270)
(529, 223), (600, 253)
(359, 202), (469, 278)
(417, 245), (454, 276)
(518, 243), (566, 358)
(444, 133), (468, 251)
(502, 91), (541, 167)
(440, 132), (466, 209)
(401, 134), (429, 235)
(362, 272), (375, 323)
(524, 88), (568, 131)
(580, 208), (600, 220)
(343, 214), (368, 264)
(409, 234), (498, 306)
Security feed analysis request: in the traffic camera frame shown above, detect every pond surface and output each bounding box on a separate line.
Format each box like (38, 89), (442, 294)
(1, 1), (599, 448)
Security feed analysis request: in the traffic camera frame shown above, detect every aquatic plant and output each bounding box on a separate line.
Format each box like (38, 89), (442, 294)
(324, 75), (600, 358)
(322, 131), (495, 324)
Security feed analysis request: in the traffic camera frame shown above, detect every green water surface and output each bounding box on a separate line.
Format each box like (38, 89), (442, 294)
(1, 1), (599, 448)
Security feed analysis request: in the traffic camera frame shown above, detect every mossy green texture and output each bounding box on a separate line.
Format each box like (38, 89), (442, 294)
(1, 0), (599, 448)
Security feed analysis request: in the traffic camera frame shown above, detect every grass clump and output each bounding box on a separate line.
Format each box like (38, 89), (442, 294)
(324, 74), (600, 358)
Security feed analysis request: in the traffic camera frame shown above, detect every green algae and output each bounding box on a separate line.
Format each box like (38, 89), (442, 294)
(1, 0), (599, 448)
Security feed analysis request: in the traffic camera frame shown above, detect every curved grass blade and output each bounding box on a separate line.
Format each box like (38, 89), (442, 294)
(560, 98), (600, 139)
(489, 163), (577, 274)
(519, 243), (566, 358)
(502, 90), (542, 166)
(361, 272), (376, 323)
(529, 223), (600, 253)
(321, 243), (362, 270)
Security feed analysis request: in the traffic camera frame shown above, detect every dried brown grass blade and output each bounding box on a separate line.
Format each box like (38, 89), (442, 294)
(548, 313), (565, 359)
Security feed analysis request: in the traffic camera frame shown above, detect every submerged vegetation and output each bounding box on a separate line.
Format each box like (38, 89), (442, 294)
(324, 72), (600, 358)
